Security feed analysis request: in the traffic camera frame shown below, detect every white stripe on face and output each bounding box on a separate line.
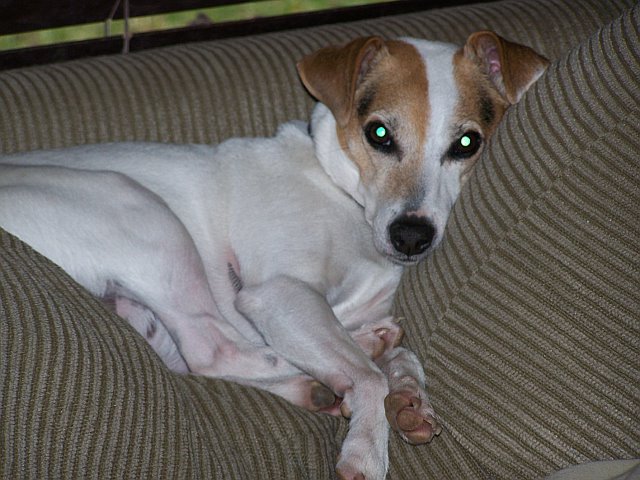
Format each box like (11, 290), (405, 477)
(401, 39), (461, 241)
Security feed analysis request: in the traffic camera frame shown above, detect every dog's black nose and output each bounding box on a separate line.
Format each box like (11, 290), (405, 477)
(389, 217), (435, 257)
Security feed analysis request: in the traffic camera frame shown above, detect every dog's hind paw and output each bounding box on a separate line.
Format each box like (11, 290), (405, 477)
(352, 320), (405, 360)
(310, 381), (337, 411)
(384, 377), (441, 444)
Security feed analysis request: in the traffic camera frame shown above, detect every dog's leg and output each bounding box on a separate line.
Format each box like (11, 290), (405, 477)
(378, 346), (441, 445)
(99, 206), (336, 409)
(126, 252), (339, 410)
(350, 317), (405, 361)
(108, 286), (336, 410)
(114, 243), (309, 386)
(235, 276), (390, 480)
(349, 318), (441, 444)
(110, 294), (190, 373)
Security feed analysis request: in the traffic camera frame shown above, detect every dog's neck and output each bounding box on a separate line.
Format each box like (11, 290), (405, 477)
(310, 103), (366, 207)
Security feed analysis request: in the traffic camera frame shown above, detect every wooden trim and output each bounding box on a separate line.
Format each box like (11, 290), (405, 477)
(0, 0), (489, 70)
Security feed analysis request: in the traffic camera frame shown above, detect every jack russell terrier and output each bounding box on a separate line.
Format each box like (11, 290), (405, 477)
(0, 32), (547, 480)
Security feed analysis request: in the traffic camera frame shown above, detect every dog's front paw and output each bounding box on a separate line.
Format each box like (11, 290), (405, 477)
(335, 405), (389, 480)
(384, 377), (441, 444)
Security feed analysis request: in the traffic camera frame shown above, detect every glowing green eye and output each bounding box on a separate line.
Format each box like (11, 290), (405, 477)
(449, 131), (482, 159)
(365, 121), (394, 152)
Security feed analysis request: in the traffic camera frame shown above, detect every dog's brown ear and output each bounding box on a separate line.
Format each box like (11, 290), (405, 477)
(297, 36), (387, 127)
(464, 31), (549, 104)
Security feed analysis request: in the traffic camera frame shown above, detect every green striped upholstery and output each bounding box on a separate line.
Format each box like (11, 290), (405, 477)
(0, 0), (632, 153)
(1, 0), (638, 478)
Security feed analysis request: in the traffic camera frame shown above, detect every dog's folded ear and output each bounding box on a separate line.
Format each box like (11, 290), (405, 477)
(297, 36), (388, 127)
(464, 31), (549, 105)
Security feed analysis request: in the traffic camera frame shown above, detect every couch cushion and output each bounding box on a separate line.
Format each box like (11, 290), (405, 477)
(395, 3), (640, 478)
(1, 0), (638, 479)
(0, 229), (348, 478)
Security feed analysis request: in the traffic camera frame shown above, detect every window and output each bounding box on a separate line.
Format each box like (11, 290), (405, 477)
(0, 0), (468, 69)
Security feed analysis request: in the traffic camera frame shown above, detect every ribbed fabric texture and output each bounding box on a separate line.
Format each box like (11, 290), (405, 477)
(397, 3), (640, 478)
(1, 0), (638, 479)
(0, 233), (345, 479)
(0, 0), (633, 154)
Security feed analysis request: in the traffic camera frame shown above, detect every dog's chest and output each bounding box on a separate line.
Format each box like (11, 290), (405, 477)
(328, 260), (402, 330)
(216, 124), (404, 329)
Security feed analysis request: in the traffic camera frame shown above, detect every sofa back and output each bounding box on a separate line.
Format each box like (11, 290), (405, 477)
(0, 0), (631, 154)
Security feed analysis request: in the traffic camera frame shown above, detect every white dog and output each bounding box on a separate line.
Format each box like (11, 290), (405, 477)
(0, 32), (547, 479)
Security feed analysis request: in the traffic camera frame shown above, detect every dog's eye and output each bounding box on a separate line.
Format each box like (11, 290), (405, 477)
(365, 122), (395, 153)
(449, 131), (482, 159)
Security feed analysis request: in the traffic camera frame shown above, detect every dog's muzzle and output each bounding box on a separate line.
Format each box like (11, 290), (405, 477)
(389, 216), (435, 257)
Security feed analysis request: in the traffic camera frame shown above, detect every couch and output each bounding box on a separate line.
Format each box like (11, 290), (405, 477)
(1, 0), (638, 478)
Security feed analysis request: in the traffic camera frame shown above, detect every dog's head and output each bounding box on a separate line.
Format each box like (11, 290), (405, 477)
(298, 32), (548, 265)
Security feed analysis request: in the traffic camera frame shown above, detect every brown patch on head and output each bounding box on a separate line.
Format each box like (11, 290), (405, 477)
(297, 36), (387, 128)
(452, 48), (509, 180)
(452, 32), (548, 183)
(464, 31), (549, 105)
(336, 39), (430, 201)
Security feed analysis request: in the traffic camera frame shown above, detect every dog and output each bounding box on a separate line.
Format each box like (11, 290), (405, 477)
(0, 32), (547, 479)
